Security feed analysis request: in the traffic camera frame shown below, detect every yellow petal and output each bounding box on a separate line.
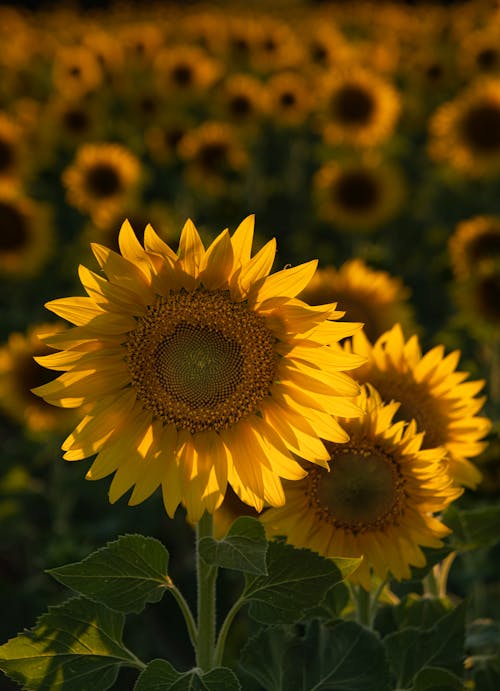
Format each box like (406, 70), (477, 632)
(143, 223), (178, 262)
(234, 237), (276, 298)
(199, 229), (234, 289)
(45, 297), (104, 326)
(254, 260), (318, 305)
(231, 215), (254, 266)
(91, 242), (152, 288)
(118, 219), (154, 277)
(177, 218), (205, 278)
(78, 264), (150, 315)
(129, 423), (177, 505)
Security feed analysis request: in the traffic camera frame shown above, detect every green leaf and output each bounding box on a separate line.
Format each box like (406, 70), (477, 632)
(409, 546), (455, 580)
(243, 540), (344, 625)
(240, 620), (391, 691)
(413, 666), (464, 690)
(394, 594), (451, 630)
(443, 505), (500, 551)
(383, 602), (466, 688)
(47, 534), (170, 614)
(133, 659), (241, 690)
(307, 581), (350, 621)
(199, 517), (268, 575)
(473, 655), (500, 691)
(0, 597), (139, 691)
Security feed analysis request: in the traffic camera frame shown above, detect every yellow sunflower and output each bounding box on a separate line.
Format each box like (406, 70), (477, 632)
(0, 185), (53, 278)
(428, 79), (500, 177)
(213, 73), (267, 129)
(313, 158), (406, 231)
(265, 71), (314, 127)
(144, 117), (193, 165)
(153, 45), (221, 101)
(449, 215), (500, 279)
(177, 122), (249, 195)
(0, 323), (75, 435)
(33, 216), (364, 522)
(299, 260), (416, 343)
(458, 27), (500, 78)
(349, 324), (491, 488)
(318, 66), (401, 147)
(262, 385), (461, 590)
(62, 143), (142, 228)
(51, 45), (104, 97)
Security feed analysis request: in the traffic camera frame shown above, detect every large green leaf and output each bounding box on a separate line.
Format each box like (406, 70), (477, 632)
(0, 597), (140, 691)
(243, 540), (344, 625)
(240, 620), (390, 691)
(134, 659), (241, 690)
(383, 602), (466, 689)
(443, 506), (500, 551)
(393, 594), (451, 630)
(47, 534), (170, 614)
(413, 666), (464, 690)
(199, 517), (268, 575)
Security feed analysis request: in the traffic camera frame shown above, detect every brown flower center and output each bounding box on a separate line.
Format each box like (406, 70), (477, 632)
(461, 102), (500, 153)
(0, 139), (14, 173)
(307, 443), (404, 533)
(334, 170), (380, 212)
(0, 201), (28, 252)
(333, 84), (375, 125)
(126, 288), (278, 433)
(85, 163), (121, 198)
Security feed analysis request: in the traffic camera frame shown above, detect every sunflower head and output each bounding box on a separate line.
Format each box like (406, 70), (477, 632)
(33, 216), (364, 522)
(262, 385), (461, 590)
(449, 215), (500, 280)
(348, 324), (492, 488)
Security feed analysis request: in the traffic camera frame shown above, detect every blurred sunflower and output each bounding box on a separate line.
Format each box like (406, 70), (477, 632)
(178, 122), (249, 195)
(250, 17), (303, 73)
(265, 71), (314, 127)
(214, 73), (267, 129)
(33, 216), (364, 521)
(154, 45), (221, 101)
(145, 117), (192, 166)
(262, 385), (461, 590)
(449, 215), (500, 279)
(459, 27), (500, 77)
(62, 142), (142, 228)
(313, 158), (406, 231)
(118, 22), (165, 68)
(0, 113), (25, 184)
(43, 96), (105, 150)
(82, 29), (125, 84)
(300, 260), (416, 342)
(454, 264), (500, 331)
(218, 16), (261, 69)
(349, 324), (491, 488)
(318, 66), (401, 147)
(428, 79), (500, 176)
(0, 323), (75, 435)
(51, 45), (103, 97)
(0, 185), (53, 278)
(302, 21), (351, 72)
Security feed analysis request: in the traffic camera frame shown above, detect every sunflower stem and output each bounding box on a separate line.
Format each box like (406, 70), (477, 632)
(214, 596), (246, 666)
(168, 581), (198, 652)
(196, 511), (217, 671)
(352, 584), (372, 628)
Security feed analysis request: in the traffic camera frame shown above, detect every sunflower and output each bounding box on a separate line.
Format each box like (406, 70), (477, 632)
(153, 45), (221, 101)
(428, 79), (500, 177)
(300, 260), (416, 343)
(213, 73), (267, 128)
(0, 185), (53, 278)
(349, 324), (491, 488)
(313, 158), (406, 231)
(177, 122), (249, 195)
(262, 385), (461, 590)
(0, 323), (75, 434)
(33, 216), (364, 522)
(144, 116), (193, 165)
(250, 17), (303, 74)
(318, 66), (401, 147)
(454, 263), (500, 330)
(118, 22), (165, 67)
(51, 45), (103, 97)
(458, 27), (500, 78)
(265, 71), (314, 127)
(62, 143), (142, 228)
(449, 215), (500, 280)
(0, 113), (24, 184)
(302, 21), (352, 72)
(43, 95), (105, 150)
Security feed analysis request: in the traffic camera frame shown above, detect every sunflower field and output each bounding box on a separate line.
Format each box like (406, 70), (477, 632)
(1, 1), (500, 689)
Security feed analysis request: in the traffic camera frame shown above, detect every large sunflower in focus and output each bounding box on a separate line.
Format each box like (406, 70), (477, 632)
(428, 80), (500, 176)
(300, 259), (416, 342)
(33, 217), (364, 521)
(262, 386), (461, 590)
(349, 325), (491, 488)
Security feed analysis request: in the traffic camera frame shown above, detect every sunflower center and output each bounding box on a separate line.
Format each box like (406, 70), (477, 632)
(86, 163), (121, 198)
(199, 142), (228, 171)
(467, 230), (500, 263)
(333, 85), (375, 124)
(229, 94), (251, 117)
(63, 108), (90, 134)
(309, 444), (404, 532)
(126, 288), (278, 433)
(280, 91), (296, 108)
(461, 102), (500, 152)
(473, 271), (500, 322)
(334, 170), (379, 212)
(477, 48), (498, 70)
(0, 201), (28, 251)
(172, 63), (193, 87)
(0, 139), (14, 172)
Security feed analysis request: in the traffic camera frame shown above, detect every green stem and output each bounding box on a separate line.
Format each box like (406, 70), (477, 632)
(168, 581), (198, 652)
(196, 511), (217, 671)
(351, 584), (372, 627)
(214, 596), (246, 667)
(437, 552), (457, 599)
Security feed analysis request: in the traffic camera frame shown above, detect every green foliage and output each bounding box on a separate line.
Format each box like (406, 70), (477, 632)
(243, 540), (345, 625)
(240, 619), (391, 691)
(443, 506), (500, 551)
(383, 602), (466, 689)
(134, 660), (241, 691)
(47, 534), (171, 614)
(412, 666), (464, 691)
(199, 517), (268, 576)
(0, 597), (140, 691)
